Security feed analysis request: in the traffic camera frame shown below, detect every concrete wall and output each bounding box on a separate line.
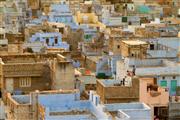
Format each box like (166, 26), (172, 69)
(157, 75), (180, 96)
(23, 42), (45, 53)
(105, 103), (147, 111)
(53, 60), (75, 90)
(116, 110), (130, 120)
(13, 95), (30, 104)
(38, 93), (80, 107)
(96, 56), (112, 76)
(96, 77), (139, 103)
(169, 102), (180, 120)
(43, 102), (110, 120)
(2, 63), (51, 94)
(45, 113), (95, 120)
(38, 93), (110, 120)
(147, 50), (177, 58)
(157, 37), (180, 51)
(118, 109), (151, 120)
(0, 102), (5, 120)
(6, 93), (33, 120)
(125, 58), (163, 67)
(75, 12), (98, 24)
(139, 78), (169, 106)
(105, 103), (151, 120)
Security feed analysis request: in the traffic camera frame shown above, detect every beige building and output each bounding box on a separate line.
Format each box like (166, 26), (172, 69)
(0, 53), (75, 100)
(96, 77), (139, 103)
(120, 40), (148, 58)
(40, 0), (61, 15)
(109, 38), (148, 58)
(0, 28), (24, 55)
(75, 11), (106, 30)
(27, 0), (40, 9)
(24, 23), (57, 41)
(51, 54), (75, 90)
(0, 1), (25, 33)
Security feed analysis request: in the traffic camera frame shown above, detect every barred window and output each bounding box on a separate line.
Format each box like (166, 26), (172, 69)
(19, 77), (31, 87)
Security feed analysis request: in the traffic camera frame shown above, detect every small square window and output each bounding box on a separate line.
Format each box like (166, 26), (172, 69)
(160, 80), (167, 87)
(162, 76), (165, 79)
(117, 45), (120, 49)
(173, 76), (176, 79)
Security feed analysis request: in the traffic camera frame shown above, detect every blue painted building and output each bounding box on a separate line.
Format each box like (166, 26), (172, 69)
(79, 25), (98, 42)
(30, 32), (69, 50)
(48, 3), (99, 42)
(104, 102), (151, 120)
(48, 3), (78, 29)
(10, 90), (111, 120)
(38, 92), (111, 120)
(8, 90), (152, 120)
(29, 2), (98, 42)
(95, 55), (121, 78)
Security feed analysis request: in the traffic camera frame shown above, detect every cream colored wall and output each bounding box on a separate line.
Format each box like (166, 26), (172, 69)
(75, 11), (106, 30)
(76, 11), (98, 24)
(53, 60), (75, 90)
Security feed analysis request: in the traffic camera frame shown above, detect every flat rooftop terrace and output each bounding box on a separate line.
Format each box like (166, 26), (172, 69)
(122, 40), (148, 45)
(99, 79), (132, 87)
(12, 95), (30, 104)
(105, 103), (150, 111)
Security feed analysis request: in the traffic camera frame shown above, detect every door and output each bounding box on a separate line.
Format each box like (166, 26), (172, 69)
(160, 80), (167, 88)
(170, 80), (177, 95)
(5, 78), (14, 93)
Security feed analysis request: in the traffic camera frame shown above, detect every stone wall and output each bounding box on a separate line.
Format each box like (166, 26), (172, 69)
(52, 58), (75, 90)
(97, 77), (139, 103)
(6, 93), (34, 120)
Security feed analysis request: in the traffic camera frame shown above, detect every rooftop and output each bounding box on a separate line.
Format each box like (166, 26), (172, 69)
(122, 40), (148, 45)
(105, 102), (150, 111)
(50, 4), (71, 13)
(105, 102), (151, 120)
(136, 65), (180, 76)
(9, 90), (110, 120)
(99, 79), (132, 87)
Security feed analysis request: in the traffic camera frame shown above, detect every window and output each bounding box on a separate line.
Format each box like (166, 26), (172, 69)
(122, 17), (127, 22)
(19, 77), (31, 87)
(84, 35), (89, 40)
(0, 34), (4, 39)
(160, 80), (167, 87)
(173, 76), (176, 79)
(117, 45), (120, 49)
(162, 76), (165, 79)
(55, 37), (58, 44)
(46, 38), (49, 45)
(150, 44), (154, 50)
(59, 28), (64, 33)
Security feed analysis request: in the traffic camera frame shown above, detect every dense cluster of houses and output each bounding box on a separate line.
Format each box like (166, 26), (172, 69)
(0, 0), (179, 120)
